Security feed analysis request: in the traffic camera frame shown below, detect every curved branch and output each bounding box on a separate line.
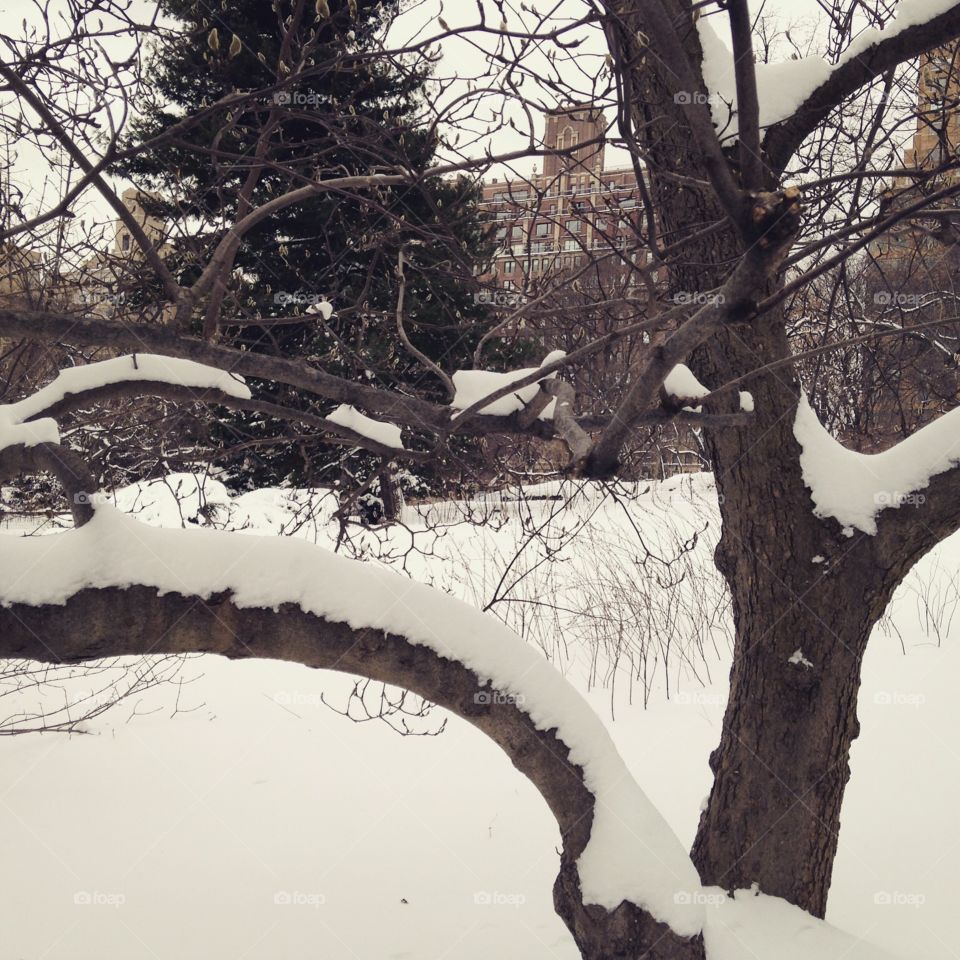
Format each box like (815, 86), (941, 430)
(0, 308), (448, 432)
(0, 514), (704, 959)
(394, 248), (456, 400)
(764, 1), (960, 173)
(0, 312), (754, 473)
(22, 381), (431, 462)
(873, 462), (960, 576)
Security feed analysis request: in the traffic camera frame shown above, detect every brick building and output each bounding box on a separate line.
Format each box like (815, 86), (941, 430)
(846, 44), (960, 448)
(872, 44), (960, 260)
(479, 104), (645, 293)
(905, 44), (960, 169)
(475, 106), (706, 476)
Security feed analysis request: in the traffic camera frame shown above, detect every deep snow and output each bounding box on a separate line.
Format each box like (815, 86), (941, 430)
(1, 473), (957, 959)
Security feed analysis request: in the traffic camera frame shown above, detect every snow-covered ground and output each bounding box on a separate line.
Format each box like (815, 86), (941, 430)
(1, 473), (957, 959)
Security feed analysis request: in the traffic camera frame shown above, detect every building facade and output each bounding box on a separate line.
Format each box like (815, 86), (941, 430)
(905, 44), (960, 169)
(479, 105), (645, 294)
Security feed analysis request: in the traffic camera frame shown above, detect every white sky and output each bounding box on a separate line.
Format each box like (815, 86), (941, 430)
(0, 0), (907, 242)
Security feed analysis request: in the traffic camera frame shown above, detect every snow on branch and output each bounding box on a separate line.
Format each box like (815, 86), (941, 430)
(0, 505), (703, 937)
(698, 0), (960, 142)
(794, 394), (960, 535)
(450, 350), (567, 419)
(324, 404), (404, 450)
(664, 364), (754, 413)
(664, 365), (711, 405)
(9, 354), (251, 426)
(0, 416), (60, 453)
(697, 18), (830, 142)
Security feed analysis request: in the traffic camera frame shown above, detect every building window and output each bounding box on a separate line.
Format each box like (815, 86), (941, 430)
(566, 220), (581, 233)
(121, 233), (131, 251)
(535, 222), (550, 237)
(503, 260), (515, 273)
(563, 239), (578, 251)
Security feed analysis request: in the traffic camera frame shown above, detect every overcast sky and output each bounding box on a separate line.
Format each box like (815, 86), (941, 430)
(0, 0), (904, 241)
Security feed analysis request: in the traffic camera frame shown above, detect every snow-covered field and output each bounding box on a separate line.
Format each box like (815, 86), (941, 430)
(1, 473), (957, 959)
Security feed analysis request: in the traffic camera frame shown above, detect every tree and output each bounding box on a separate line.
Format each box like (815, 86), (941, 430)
(5, 0), (960, 957)
(121, 0), (512, 489)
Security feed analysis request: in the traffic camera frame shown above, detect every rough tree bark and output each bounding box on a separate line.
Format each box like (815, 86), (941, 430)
(0, 583), (706, 960)
(603, 0), (960, 918)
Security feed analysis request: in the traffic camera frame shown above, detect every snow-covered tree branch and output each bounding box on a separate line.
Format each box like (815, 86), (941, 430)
(6, 0), (960, 956)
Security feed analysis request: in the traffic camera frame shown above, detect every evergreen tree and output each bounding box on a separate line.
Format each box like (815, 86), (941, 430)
(122, 0), (523, 490)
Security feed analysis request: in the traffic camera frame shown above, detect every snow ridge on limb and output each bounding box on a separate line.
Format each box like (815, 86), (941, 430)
(0, 416), (59, 453)
(0, 355), (252, 517)
(324, 404), (404, 450)
(794, 394), (960, 535)
(0, 355), (245, 453)
(0, 505), (703, 937)
(449, 350), (567, 419)
(703, 888), (901, 959)
(698, 0), (960, 143)
(663, 364), (754, 414)
(9, 354), (251, 424)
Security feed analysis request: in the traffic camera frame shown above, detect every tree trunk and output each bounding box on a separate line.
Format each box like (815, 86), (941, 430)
(688, 313), (896, 916)
(378, 466), (402, 521)
(619, 10), (888, 909)
(553, 864), (706, 960)
(690, 517), (875, 914)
